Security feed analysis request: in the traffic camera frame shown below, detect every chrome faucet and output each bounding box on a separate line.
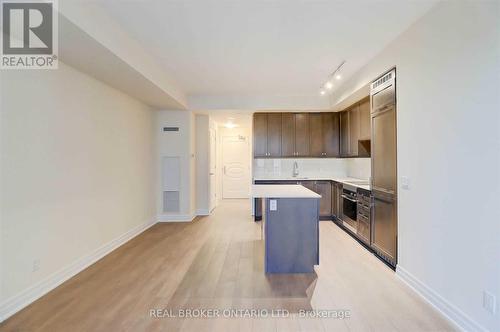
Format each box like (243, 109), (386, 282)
(292, 161), (299, 177)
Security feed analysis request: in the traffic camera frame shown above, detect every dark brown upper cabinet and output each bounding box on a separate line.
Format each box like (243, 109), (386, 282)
(340, 111), (350, 157)
(323, 112), (340, 157)
(281, 113), (312, 157)
(359, 98), (371, 140)
(253, 113), (282, 157)
(294, 113), (310, 157)
(281, 113), (295, 157)
(267, 113), (282, 157)
(309, 113), (323, 157)
(253, 110), (345, 158)
(339, 97), (371, 158)
(310, 113), (340, 157)
(253, 113), (268, 157)
(349, 104), (360, 156)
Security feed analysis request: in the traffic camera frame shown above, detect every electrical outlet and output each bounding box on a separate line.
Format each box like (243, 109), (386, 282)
(483, 291), (497, 314)
(270, 199), (277, 211)
(32, 259), (40, 272)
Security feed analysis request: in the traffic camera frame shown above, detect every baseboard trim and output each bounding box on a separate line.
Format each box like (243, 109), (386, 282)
(195, 208), (210, 216)
(0, 218), (156, 323)
(157, 213), (196, 222)
(396, 265), (487, 332)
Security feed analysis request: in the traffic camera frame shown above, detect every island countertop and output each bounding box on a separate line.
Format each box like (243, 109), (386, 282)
(252, 184), (321, 199)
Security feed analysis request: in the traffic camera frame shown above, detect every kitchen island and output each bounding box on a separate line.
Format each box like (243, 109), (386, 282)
(252, 184), (321, 273)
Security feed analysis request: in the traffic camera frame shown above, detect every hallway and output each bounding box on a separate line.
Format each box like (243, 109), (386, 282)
(1, 200), (454, 331)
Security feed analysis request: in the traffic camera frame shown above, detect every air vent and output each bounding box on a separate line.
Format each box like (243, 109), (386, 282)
(373, 72), (392, 89)
(163, 127), (179, 132)
(163, 191), (180, 213)
(371, 69), (395, 92)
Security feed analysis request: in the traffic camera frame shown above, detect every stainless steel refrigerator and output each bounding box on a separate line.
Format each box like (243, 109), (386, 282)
(370, 69), (398, 268)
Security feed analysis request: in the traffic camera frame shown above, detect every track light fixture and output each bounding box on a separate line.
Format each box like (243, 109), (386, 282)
(320, 60), (345, 96)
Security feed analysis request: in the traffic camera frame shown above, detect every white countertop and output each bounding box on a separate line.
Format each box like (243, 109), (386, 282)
(253, 176), (371, 191)
(252, 184), (321, 198)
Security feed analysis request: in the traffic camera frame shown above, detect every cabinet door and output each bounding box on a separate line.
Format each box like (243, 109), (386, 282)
(349, 105), (360, 156)
(309, 113), (323, 157)
(295, 113), (310, 157)
(331, 182), (338, 217)
(340, 111), (350, 157)
(323, 113), (340, 157)
(337, 182), (343, 220)
(357, 214), (370, 244)
(253, 113), (268, 157)
(299, 180), (315, 192)
(372, 192), (397, 266)
(315, 181), (332, 217)
(359, 98), (371, 140)
(281, 113), (295, 157)
(372, 106), (397, 193)
(267, 113), (282, 157)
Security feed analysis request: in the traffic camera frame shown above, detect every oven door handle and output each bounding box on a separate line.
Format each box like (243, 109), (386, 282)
(341, 195), (358, 203)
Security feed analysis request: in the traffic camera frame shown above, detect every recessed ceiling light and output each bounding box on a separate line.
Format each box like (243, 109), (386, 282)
(335, 74), (342, 80)
(325, 81), (333, 90)
(320, 90), (326, 96)
(224, 122), (238, 129)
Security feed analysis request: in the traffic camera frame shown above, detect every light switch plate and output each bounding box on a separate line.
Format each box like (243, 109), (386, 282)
(401, 176), (410, 190)
(270, 199), (277, 211)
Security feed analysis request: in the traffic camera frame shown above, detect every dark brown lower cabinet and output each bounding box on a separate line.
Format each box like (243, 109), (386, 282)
(297, 180), (315, 192)
(331, 181), (341, 219)
(357, 214), (370, 244)
(314, 181), (332, 217)
(372, 191), (397, 266)
(254, 180), (332, 219)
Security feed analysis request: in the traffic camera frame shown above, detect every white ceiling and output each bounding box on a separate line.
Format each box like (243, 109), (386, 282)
(96, 0), (437, 101)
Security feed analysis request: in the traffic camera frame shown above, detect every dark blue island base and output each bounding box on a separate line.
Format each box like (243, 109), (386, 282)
(262, 197), (320, 274)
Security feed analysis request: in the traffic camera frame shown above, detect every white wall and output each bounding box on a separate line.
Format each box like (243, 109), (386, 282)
(155, 110), (196, 221)
(1, 62), (156, 311)
(331, 1), (500, 331)
(195, 115), (209, 214)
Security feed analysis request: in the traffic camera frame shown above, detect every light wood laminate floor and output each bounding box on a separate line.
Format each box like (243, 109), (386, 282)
(1, 199), (455, 332)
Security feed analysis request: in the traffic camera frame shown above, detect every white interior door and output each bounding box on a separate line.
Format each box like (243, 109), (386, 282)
(222, 135), (250, 199)
(209, 128), (217, 211)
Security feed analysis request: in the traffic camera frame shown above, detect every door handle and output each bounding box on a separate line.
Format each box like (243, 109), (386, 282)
(341, 195), (358, 203)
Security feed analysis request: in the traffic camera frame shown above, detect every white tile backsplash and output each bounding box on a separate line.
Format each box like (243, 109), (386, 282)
(253, 157), (371, 180)
(346, 158), (371, 180)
